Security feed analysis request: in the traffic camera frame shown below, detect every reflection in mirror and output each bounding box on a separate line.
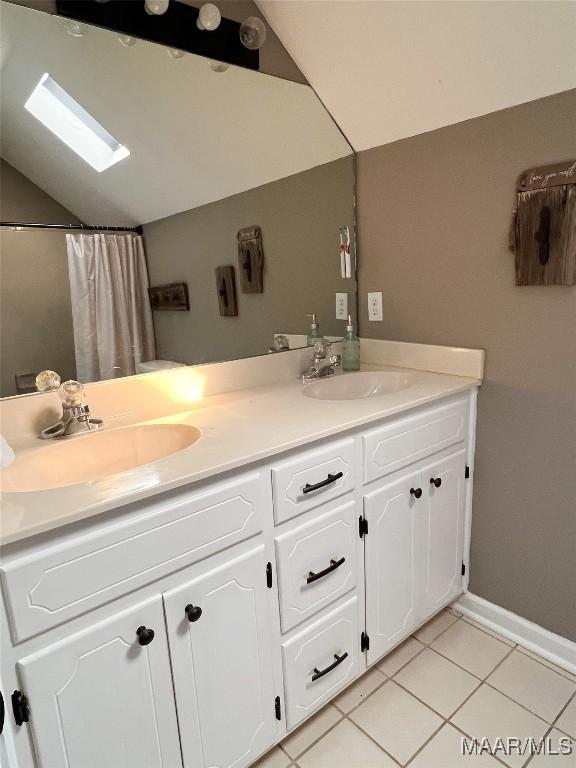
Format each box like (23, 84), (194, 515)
(0, 1), (356, 398)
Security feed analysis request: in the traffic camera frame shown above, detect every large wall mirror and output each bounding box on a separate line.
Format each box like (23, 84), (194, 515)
(0, 0), (356, 398)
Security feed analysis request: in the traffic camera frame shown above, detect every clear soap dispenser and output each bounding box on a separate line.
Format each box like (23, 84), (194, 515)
(306, 313), (321, 346)
(342, 315), (360, 372)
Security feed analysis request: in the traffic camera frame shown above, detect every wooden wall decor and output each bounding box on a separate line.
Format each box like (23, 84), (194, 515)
(148, 282), (189, 311)
(510, 160), (576, 286)
(215, 266), (238, 316)
(237, 226), (264, 293)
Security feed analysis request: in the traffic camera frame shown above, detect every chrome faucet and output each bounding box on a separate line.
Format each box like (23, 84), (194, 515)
(37, 375), (103, 439)
(301, 340), (341, 383)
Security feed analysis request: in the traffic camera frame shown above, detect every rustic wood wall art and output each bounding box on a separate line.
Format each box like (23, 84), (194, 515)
(215, 266), (238, 316)
(237, 225), (264, 293)
(510, 160), (576, 286)
(148, 282), (189, 310)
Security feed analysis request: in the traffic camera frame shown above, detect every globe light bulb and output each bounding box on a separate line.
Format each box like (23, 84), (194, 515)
(145, 0), (169, 16)
(239, 16), (267, 50)
(197, 3), (221, 31)
(118, 35), (137, 47)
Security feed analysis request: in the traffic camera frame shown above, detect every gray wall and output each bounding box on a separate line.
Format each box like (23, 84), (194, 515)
(357, 89), (576, 641)
(0, 159), (79, 396)
(144, 157), (355, 365)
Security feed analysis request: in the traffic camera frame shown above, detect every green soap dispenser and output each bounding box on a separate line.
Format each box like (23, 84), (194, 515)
(342, 315), (360, 372)
(306, 313), (321, 346)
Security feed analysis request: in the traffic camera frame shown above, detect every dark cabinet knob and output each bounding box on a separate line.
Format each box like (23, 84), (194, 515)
(11, 690), (29, 726)
(185, 604), (202, 623)
(430, 477), (442, 488)
(410, 487), (422, 499)
(136, 626), (155, 646)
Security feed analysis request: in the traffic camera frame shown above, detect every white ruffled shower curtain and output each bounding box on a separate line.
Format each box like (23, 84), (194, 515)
(66, 233), (155, 383)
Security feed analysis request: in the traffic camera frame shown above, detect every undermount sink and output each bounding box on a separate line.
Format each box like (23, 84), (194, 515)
(302, 371), (415, 401)
(0, 423), (201, 493)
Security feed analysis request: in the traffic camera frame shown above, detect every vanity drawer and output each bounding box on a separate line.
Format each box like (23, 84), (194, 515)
(1, 472), (266, 642)
(282, 595), (360, 729)
(275, 499), (357, 632)
(363, 398), (468, 484)
(272, 438), (356, 524)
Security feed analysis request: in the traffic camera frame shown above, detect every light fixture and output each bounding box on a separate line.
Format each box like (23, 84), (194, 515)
(197, 3), (221, 31)
(118, 35), (137, 47)
(65, 20), (86, 38)
(144, 0), (169, 15)
(239, 16), (267, 50)
(25, 74), (130, 173)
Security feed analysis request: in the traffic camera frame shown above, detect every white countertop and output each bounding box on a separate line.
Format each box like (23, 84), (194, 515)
(0, 365), (479, 547)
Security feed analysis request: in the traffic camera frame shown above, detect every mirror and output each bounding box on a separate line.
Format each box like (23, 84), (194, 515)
(0, 1), (356, 398)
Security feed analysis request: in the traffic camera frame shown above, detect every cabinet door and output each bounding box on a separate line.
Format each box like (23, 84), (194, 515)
(364, 468), (423, 664)
(17, 596), (181, 768)
(421, 449), (467, 618)
(164, 544), (279, 768)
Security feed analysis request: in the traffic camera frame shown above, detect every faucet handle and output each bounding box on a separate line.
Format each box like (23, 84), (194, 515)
(59, 380), (86, 407)
(312, 338), (329, 361)
(36, 370), (61, 392)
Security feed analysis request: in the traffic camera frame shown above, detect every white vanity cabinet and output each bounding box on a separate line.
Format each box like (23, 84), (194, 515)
(16, 596), (182, 768)
(164, 544), (280, 768)
(0, 390), (477, 768)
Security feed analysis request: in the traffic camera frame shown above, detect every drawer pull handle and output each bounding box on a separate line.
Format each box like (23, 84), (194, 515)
(185, 604), (203, 623)
(410, 487), (422, 499)
(136, 626), (155, 646)
(303, 471), (343, 495)
(307, 557), (346, 584)
(430, 477), (442, 488)
(311, 651), (349, 682)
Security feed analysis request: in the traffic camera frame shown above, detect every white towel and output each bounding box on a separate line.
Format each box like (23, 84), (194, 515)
(0, 434), (15, 469)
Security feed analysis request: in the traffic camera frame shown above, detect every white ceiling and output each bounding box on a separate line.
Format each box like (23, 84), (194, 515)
(0, 1), (350, 225)
(257, 0), (576, 152)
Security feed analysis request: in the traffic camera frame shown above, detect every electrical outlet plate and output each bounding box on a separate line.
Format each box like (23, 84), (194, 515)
(367, 292), (383, 321)
(336, 292), (348, 320)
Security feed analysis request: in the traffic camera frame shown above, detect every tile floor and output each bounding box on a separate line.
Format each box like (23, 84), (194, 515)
(255, 607), (576, 768)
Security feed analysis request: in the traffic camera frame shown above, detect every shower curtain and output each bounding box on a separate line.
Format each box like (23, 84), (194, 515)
(66, 233), (155, 382)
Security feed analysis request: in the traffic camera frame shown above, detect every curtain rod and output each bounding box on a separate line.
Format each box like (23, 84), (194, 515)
(0, 221), (143, 234)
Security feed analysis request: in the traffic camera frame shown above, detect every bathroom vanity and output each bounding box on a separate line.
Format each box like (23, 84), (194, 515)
(0, 353), (481, 768)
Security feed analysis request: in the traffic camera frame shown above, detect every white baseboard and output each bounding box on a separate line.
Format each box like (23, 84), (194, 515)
(453, 592), (576, 676)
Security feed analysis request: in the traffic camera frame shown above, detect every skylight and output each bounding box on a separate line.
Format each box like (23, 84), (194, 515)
(25, 73), (130, 172)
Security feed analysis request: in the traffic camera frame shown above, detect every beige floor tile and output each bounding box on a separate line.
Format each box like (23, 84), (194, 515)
(253, 747), (292, 768)
(282, 705), (341, 759)
(350, 680), (442, 764)
(488, 651), (576, 723)
(297, 719), (397, 768)
(414, 610), (459, 644)
(461, 617), (515, 647)
(395, 648), (480, 717)
(556, 695), (576, 738)
(452, 685), (549, 768)
(517, 646), (576, 684)
(332, 668), (385, 714)
(431, 619), (511, 679)
(376, 636), (425, 677)
(409, 723), (502, 767)
(528, 729), (575, 767)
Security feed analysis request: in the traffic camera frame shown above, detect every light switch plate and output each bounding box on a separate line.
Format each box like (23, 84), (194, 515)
(336, 292), (348, 320)
(367, 292), (383, 321)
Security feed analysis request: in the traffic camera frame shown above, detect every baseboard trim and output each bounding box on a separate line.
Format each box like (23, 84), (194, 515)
(453, 592), (576, 676)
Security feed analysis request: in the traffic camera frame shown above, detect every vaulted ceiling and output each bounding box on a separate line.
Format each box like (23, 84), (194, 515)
(257, 0), (576, 151)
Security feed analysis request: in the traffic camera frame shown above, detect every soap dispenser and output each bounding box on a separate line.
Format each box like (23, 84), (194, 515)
(306, 313), (321, 346)
(342, 315), (360, 372)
